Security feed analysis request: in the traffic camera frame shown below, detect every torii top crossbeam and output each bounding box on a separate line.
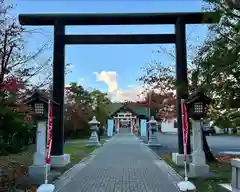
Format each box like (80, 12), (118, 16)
(19, 12), (219, 26)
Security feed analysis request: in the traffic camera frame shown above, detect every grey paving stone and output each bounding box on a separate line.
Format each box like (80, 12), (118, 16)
(55, 133), (180, 192)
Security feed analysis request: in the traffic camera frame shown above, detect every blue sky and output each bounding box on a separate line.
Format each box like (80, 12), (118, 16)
(13, 0), (209, 101)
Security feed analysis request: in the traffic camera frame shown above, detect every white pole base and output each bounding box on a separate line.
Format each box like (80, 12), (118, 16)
(37, 184), (55, 192)
(177, 181), (196, 192)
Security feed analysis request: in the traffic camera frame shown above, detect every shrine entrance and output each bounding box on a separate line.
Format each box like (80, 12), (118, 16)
(113, 112), (137, 134)
(19, 12), (219, 164)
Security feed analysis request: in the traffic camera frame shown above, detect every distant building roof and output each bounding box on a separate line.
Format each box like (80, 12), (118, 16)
(109, 102), (149, 118)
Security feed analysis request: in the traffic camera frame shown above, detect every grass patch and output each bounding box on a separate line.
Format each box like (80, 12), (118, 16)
(64, 141), (95, 164)
(99, 138), (106, 145)
(64, 137), (106, 164)
(0, 137), (106, 191)
(161, 153), (232, 192)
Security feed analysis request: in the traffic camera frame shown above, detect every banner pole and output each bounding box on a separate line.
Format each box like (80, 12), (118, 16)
(45, 158), (48, 184)
(45, 99), (51, 184)
(181, 99), (188, 182)
(184, 144), (188, 181)
(177, 100), (196, 192)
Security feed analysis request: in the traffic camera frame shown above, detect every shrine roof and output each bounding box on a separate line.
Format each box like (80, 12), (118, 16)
(109, 102), (149, 118)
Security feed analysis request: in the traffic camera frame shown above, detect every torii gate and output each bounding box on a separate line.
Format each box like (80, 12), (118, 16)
(19, 12), (219, 167)
(113, 112), (137, 133)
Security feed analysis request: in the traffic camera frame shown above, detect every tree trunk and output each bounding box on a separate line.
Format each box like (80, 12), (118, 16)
(202, 129), (216, 162)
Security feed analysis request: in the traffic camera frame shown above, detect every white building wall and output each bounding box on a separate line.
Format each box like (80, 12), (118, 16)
(161, 118), (178, 133)
(161, 119), (224, 134)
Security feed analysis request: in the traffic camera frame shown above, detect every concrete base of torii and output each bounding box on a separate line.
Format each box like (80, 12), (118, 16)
(172, 153), (192, 166)
(51, 154), (71, 168)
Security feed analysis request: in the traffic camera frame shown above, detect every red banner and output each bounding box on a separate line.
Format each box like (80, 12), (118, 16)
(181, 99), (189, 161)
(115, 119), (119, 133)
(134, 123), (137, 133)
(45, 100), (53, 164)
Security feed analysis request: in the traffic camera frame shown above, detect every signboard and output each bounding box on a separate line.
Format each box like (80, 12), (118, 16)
(107, 119), (114, 136)
(140, 119), (147, 136)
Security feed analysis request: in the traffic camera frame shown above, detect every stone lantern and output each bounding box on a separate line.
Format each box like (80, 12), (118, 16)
(24, 89), (58, 184)
(186, 89), (211, 177)
(27, 91), (48, 120)
(88, 116), (101, 146)
(186, 88), (211, 121)
(147, 116), (161, 146)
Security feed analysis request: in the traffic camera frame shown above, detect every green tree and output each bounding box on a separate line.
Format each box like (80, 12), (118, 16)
(90, 89), (111, 125)
(195, 0), (240, 129)
(64, 83), (93, 139)
(64, 83), (112, 139)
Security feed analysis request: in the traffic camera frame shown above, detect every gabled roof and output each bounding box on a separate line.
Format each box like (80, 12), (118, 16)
(24, 89), (58, 105)
(110, 105), (138, 117)
(109, 102), (149, 117)
(126, 103), (149, 117)
(108, 102), (123, 115)
(186, 88), (211, 104)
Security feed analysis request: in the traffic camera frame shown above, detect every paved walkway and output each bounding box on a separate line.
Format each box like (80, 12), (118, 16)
(54, 133), (182, 192)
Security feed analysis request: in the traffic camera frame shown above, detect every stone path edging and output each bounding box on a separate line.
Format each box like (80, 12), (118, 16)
(141, 141), (162, 160)
(139, 136), (183, 191)
(154, 160), (182, 191)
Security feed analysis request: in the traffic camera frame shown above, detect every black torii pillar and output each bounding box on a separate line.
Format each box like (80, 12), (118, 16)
(52, 21), (65, 156)
(175, 17), (189, 155)
(18, 12), (219, 167)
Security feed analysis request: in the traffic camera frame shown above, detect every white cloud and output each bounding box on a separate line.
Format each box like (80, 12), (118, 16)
(94, 71), (118, 93)
(110, 90), (144, 102)
(94, 71), (145, 102)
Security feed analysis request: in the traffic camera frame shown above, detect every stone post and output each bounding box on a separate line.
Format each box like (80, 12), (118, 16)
(130, 119), (133, 133)
(116, 119), (120, 134)
(88, 116), (101, 146)
(189, 119), (209, 177)
(147, 116), (160, 146)
(136, 118), (140, 135)
(29, 120), (50, 184)
(132, 119), (134, 134)
(133, 118), (136, 134)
